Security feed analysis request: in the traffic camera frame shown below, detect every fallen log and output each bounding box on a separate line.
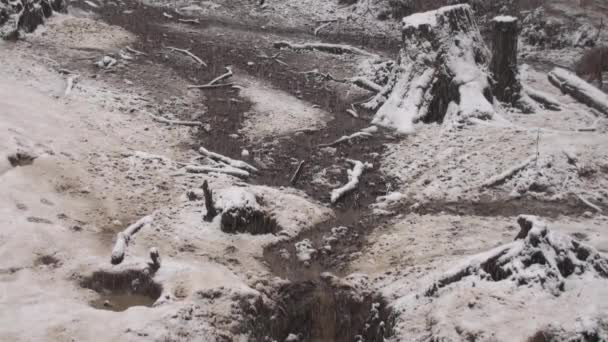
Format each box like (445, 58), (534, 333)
(481, 156), (537, 188)
(111, 215), (154, 265)
(523, 85), (561, 111)
(331, 160), (372, 204)
(548, 67), (608, 115)
(274, 41), (377, 57)
(166, 46), (207, 67)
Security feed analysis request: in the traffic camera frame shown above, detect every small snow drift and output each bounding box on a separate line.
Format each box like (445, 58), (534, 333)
(216, 187), (280, 235)
(371, 4), (494, 134)
(79, 269), (162, 312)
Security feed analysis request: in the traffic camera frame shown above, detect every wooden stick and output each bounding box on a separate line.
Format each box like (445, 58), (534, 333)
(576, 193), (603, 213)
(202, 180), (218, 221)
(187, 83), (235, 90)
(146, 112), (203, 127)
(111, 215), (154, 265)
(318, 131), (372, 148)
(178, 18), (200, 24)
(207, 67), (233, 85)
(289, 160), (305, 185)
(481, 156), (537, 188)
(166, 47), (207, 67)
(314, 22), (332, 36)
(126, 46), (147, 56)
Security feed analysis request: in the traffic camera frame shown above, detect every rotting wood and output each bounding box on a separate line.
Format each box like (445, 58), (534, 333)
(165, 46), (207, 67)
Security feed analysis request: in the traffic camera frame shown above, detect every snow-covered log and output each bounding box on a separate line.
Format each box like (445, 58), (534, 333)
(523, 85), (561, 111)
(372, 5), (494, 134)
(111, 215), (154, 265)
(490, 16), (522, 105)
(548, 67), (608, 115)
(330, 159), (372, 204)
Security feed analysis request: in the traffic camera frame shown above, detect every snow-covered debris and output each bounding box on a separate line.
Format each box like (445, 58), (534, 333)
(322, 226), (349, 251)
(111, 214), (154, 265)
(372, 4), (494, 134)
(548, 67), (608, 115)
(216, 187), (279, 235)
(295, 239), (316, 265)
(330, 159), (373, 204)
(387, 215), (608, 341)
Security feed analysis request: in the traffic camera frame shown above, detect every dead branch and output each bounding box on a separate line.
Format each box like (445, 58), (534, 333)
(199, 147), (258, 173)
(178, 18), (200, 24)
(126, 46), (147, 56)
(166, 46), (207, 67)
(185, 164), (250, 178)
(523, 85), (561, 111)
(481, 156), (537, 188)
(188, 67), (234, 89)
(299, 70), (382, 93)
(274, 41), (377, 57)
(314, 22), (332, 36)
(319, 131), (372, 148)
(187, 83), (235, 90)
(202, 180), (218, 221)
(289, 160), (305, 186)
(111, 215), (154, 265)
(578, 119), (600, 132)
(330, 159), (372, 204)
(146, 112), (203, 127)
(576, 193), (603, 213)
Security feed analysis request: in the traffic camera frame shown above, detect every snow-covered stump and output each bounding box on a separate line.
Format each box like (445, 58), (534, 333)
(548, 67), (608, 115)
(490, 16), (522, 105)
(372, 4), (494, 134)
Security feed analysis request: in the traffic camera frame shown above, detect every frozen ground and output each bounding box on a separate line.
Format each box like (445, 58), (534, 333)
(1, 0), (608, 341)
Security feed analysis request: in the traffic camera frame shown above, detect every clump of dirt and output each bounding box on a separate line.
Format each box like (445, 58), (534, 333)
(221, 207), (280, 235)
(7, 152), (36, 167)
(241, 274), (394, 342)
(34, 254), (61, 267)
(79, 269), (162, 311)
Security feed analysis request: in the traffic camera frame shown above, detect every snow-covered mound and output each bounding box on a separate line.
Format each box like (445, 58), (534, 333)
(388, 215), (608, 341)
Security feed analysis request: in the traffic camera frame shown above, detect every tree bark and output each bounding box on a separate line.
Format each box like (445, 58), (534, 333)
(372, 4), (494, 134)
(490, 16), (522, 104)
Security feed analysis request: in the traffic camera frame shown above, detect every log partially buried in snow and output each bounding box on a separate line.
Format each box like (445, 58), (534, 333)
(548, 67), (608, 115)
(372, 4), (494, 134)
(111, 215), (154, 265)
(330, 159), (372, 204)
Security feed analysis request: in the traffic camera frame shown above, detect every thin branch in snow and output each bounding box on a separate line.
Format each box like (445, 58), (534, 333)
(199, 147), (258, 173)
(146, 112), (203, 127)
(274, 41), (377, 57)
(165, 47), (207, 67)
(330, 159), (373, 204)
(84, 0), (98, 8)
(481, 156), (537, 188)
(126, 46), (147, 56)
(346, 104), (359, 118)
(314, 22), (332, 36)
(185, 164), (250, 178)
(289, 160), (305, 186)
(187, 83), (235, 90)
(111, 215), (154, 265)
(318, 131), (373, 148)
(188, 67), (234, 89)
(162, 12), (173, 19)
(578, 119), (600, 132)
(576, 193), (603, 213)
(178, 18), (200, 24)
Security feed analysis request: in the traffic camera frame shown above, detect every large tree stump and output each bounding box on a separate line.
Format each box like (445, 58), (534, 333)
(490, 16), (522, 104)
(372, 4), (494, 134)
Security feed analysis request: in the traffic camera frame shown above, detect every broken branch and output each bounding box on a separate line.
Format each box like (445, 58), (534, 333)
(274, 41), (377, 57)
(111, 215), (154, 265)
(330, 159), (372, 204)
(289, 160), (305, 186)
(166, 46), (207, 67)
(146, 112), (203, 127)
(319, 130), (373, 148)
(199, 147), (259, 173)
(576, 193), (603, 213)
(481, 156), (537, 188)
(126, 46), (147, 56)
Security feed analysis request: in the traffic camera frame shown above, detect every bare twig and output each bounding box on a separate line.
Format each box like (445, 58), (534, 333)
(207, 67), (233, 85)
(314, 22), (332, 36)
(111, 215), (154, 265)
(166, 46), (207, 67)
(126, 46), (147, 56)
(289, 160), (305, 186)
(319, 131), (372, 148)
(146, 112), (203, 127)
(188, 67), (234, 89)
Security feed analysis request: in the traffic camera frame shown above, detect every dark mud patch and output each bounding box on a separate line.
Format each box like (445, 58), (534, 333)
(79, 270), (162, 311)
(7, 152), (36, 167)
(242, 277), (394, 342)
